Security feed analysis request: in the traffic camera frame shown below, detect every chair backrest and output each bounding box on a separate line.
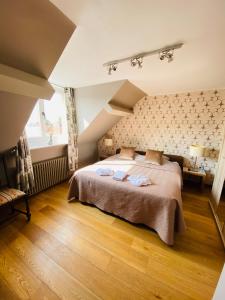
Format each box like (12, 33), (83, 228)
(0, 159), (7, 188)
(0, 147), (17, 189)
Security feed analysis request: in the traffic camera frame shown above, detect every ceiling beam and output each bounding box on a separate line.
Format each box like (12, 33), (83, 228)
(105, 103), (133, 116)
(0, 64), (55, 100)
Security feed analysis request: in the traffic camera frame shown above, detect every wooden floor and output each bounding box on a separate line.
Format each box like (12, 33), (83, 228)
(0, 182), (224, 300)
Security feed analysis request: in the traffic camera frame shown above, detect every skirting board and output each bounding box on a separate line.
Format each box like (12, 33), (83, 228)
(209, 199), (225, 249)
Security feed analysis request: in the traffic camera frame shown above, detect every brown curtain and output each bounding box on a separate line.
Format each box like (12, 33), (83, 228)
(65, 87), (78, 172)
(16, 131), (35, 193)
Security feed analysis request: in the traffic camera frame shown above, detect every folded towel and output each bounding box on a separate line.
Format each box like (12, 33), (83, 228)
(113, 170), (127, 181)
(127, 175), (151, 187)
(96, 168), (114, 176)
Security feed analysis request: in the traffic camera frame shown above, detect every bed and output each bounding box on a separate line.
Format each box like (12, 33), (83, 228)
(68, 150), (186, 245)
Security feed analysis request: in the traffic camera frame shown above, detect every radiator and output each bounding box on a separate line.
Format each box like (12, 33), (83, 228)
(31, 156), (68, 195)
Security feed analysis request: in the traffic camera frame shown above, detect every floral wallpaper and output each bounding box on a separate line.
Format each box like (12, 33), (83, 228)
(98, 89), (225, 183)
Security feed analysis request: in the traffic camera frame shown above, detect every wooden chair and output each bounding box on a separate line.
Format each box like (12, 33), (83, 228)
(0, 147), (31, 223)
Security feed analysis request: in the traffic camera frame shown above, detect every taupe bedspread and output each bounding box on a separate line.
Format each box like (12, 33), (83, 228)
(68, 155), (186, 245)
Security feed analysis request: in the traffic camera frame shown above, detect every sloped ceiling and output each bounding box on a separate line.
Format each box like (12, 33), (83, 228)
(0, 0), (75, 79)
(0, 92), (37, 153)
(78, 80), (146, 144)
(50, 0), (225, 95)
(0, 0), (76, 152)
(109, 80), (147, 109)
(76, 80), (125, 135)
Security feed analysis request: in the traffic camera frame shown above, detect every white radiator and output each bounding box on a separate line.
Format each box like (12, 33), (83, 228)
(31, 156), (68, 195)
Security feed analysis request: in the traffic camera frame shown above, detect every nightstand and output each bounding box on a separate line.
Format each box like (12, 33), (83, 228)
(183, 167), (206, 190)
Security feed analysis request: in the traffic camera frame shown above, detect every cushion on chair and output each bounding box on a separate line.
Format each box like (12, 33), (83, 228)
(0, 188), (25, 206)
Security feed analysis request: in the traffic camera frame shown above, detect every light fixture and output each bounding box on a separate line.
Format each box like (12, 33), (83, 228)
(104, 138), (113, 147)
(189, 145), (205, 171)
(104, 138), (113, 156)
(108, 63), (118, 75)
(159, 49), (174, 63)
(103, 42), (183, 74)
(130, 56), (143, 68)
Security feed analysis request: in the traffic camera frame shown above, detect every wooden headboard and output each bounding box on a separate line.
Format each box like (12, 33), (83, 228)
(116, 149), (184, 170)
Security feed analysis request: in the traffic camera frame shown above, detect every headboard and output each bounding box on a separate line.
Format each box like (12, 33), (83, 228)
(115, 149), (184, 170)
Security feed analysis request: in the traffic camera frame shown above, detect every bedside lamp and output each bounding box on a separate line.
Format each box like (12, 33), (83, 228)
(104, 138), (113, 147)
(104, 138), (113, 156)
(189, 145), (204, 171)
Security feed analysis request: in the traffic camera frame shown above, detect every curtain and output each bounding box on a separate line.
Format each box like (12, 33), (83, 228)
(16, 131), (35, 193)
(65, 87), (78, 173)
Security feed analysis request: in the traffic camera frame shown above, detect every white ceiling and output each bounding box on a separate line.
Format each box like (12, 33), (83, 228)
(49, 0), (225, 95)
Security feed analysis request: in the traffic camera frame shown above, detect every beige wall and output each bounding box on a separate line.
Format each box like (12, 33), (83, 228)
(30, 145), (67, 163)
(0, 0), (75, 79)
(0, 0), (75, 154)
(99, 89), (225, 183)
(76, 80), (125, 134)
(75, 80), (125, 164)
(0, 91), (37, 152)
(78, 142), (98, 166)
(76, 80), (146, 164)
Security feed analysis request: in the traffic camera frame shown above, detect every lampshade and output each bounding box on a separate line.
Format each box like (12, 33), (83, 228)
(189, 145), (204, 157)
(104, 138), (113, 147)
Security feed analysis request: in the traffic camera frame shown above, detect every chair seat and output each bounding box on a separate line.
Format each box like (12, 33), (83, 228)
(0, 188), (25, 206)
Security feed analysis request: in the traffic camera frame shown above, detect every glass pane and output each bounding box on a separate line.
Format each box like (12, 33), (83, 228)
(25, 89), (68, 149)
(26, 102), (42, 137)
(41, 90), (68, 146)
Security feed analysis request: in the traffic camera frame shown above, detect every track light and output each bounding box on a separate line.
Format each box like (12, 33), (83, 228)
(108, 63), (118, 75)
(103, 42), (183, 74)
(159, 49), (174, 63)
(130, 57), (143, 68)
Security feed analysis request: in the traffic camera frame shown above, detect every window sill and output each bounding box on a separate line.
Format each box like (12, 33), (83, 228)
(30, 144), (68, 151)
(30, 144), (68, 163)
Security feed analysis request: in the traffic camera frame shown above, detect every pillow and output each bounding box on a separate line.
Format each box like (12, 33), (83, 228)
(145, 149), (163, 165)
(119, 146), (136, 160)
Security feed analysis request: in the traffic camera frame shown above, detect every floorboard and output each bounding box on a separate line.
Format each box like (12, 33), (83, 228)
(0, 182), (224, 300)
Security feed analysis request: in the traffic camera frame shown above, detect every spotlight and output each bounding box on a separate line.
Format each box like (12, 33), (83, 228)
(103, 43), (183, 74)
(112, 64), (117, 71)
(130, 58), (137, 67)
(108, 63), (117, 75)
(167, 52), (173, 63)
(137, 57), (143, 68)
(159, 49), (174, 63)
(130, 57), (143, 68)
(159, 52), (165, 60)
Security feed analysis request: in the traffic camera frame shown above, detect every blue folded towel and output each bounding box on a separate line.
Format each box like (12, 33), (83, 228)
(127, 175), (151, 187)
(96, 168), (114, 176)
(113, 170), (127, 181)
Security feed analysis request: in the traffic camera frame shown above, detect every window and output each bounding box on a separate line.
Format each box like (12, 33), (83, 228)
(26, 89), (68, 149)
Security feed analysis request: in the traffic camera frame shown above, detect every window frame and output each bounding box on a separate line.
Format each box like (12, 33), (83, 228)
(26, 90), (68, 149)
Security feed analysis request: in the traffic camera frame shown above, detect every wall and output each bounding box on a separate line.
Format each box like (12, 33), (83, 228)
(78, 142), (98, 166)
(30, 145), (67, 163)
(76, 80), (125, 134)
(98, 89), (225, 183)
(0, 0), (75, 79)
(0, 91), (37, 152)
(76, 80), (146, 165)
(0, 0), (75, 153)
(75, 80), (125, 165)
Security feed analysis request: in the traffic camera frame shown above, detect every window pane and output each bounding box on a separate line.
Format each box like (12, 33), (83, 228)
(26, 89), (68, 149)
(26, 102), (42, 137)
